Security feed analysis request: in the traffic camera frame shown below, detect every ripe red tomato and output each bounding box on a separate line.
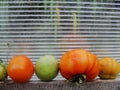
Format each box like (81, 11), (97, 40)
(7, 55), (34, 83)
(60, 49), (100, 83)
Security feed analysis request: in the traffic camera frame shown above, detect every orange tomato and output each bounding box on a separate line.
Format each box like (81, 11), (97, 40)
(60, 49), (100, 83)
(7, 55), (34, 83)
(99, 57), (120, 79)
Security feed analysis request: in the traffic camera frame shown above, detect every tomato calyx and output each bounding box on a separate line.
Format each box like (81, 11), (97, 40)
(68, 74), (86, 85)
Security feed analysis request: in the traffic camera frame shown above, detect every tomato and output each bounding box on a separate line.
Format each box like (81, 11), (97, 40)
(35, 55), (59, 81)
(99, 57), (120, 79)
(7, 55), (34, 83)
(60, 49), (100, 83)
(0, 60), (7, 81)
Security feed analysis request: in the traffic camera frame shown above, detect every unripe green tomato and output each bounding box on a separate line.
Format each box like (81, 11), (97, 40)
(35, 55), (59, 81)
(0, 63), (7, 81)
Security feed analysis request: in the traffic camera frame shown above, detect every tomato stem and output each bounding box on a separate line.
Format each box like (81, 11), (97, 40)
(79, 75), (86, 83)
(68, 74), (87, 85)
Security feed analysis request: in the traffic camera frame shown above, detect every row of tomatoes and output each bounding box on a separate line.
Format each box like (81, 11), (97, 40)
(0, 49), (120, 84)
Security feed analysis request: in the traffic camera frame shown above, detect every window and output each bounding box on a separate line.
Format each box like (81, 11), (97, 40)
(0, 0), (120, 80)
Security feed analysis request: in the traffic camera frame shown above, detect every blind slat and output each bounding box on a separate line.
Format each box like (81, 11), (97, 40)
(0, 0), (120, 80)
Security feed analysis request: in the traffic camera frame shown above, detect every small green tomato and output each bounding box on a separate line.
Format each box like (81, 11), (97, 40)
(35, 55), (59, 81)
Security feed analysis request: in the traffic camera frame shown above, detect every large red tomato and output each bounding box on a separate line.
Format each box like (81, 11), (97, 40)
(7, 55), (34, 83)
(60, 49), (100, 83)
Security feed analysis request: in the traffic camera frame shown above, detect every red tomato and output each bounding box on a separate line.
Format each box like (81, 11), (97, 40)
(7, 55), (34, 83)
(60, 49), (100, 83)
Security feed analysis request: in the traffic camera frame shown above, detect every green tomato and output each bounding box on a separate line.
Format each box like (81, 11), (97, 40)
(35, 55), (59, 81)
(0, 60), (7, 81)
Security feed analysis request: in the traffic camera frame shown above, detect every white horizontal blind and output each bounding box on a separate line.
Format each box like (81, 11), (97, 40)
(0, 0), (120, 80)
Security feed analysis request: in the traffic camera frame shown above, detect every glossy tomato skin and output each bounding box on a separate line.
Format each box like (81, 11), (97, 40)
(60, 49), (100, 81)
(7, 55), (34, 83)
